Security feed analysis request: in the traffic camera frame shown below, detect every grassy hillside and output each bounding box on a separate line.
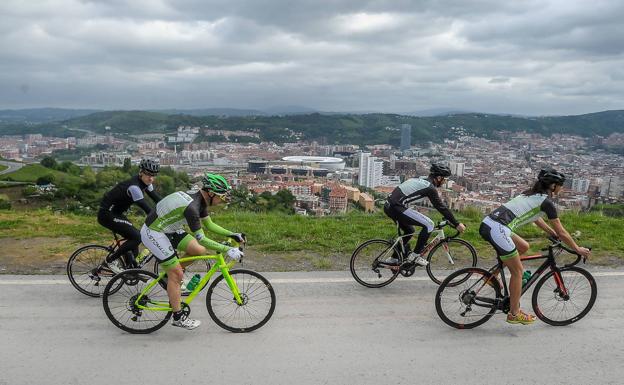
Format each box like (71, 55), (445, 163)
(0, 208), (620, 267)
(0, 164), (82, 185)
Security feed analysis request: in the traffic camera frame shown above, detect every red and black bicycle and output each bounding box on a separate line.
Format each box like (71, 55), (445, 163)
(435, 238), (597, 329)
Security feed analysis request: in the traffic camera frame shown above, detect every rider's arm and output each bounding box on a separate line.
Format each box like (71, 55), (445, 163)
(549, 218), (585, 254)
(184, 205), (230, 253)
(534, 217), (557, 238)
(426, 187), (459, 227)
(201, 215), (234, 237)
(127, 185), (153, 214)
(145, 184), (162, 204)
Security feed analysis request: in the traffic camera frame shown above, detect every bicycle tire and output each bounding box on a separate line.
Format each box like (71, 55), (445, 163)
(206, 269), (276, 333)
(102, 269), (172, 334)
(350, 239), (401, 288)
(532, 266), (597, 326)
(426, 238), (478, 285)
(67, 244), (114, 297)
(435, 268), (502, 329)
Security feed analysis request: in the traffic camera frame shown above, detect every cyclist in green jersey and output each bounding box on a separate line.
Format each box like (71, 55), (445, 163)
(140, 173), (245, 330)
(479, 168), (591, 325)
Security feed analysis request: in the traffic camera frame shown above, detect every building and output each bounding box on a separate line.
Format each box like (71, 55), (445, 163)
(329, 188), (348, 214)
(400, 124), (411, 151)
(601, 176), (624, 198)
(358, 192), (375, 212)
(449, 161), (465, 177)
(358, 152), (384, 188)
(571, 178), (590, 193)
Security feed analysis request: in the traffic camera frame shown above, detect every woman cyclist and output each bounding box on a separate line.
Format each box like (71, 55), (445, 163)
(97, 158), (161, 272)
(140, 173), (245, 330)
(479, 168), (591, 325)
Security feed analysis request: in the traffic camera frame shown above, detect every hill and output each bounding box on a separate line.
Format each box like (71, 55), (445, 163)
(0, 164), (83, 185)
(1, 109), (624, 145)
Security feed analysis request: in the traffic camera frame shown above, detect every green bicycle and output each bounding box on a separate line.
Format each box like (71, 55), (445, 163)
(102, 240), (276, 334)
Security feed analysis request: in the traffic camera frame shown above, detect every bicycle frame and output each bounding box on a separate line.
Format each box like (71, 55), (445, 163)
(133, 252), (242, 312)
(390, 224), (446, 258)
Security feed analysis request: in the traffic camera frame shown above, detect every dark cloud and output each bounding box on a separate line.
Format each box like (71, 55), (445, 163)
(0, 0), (622, 115)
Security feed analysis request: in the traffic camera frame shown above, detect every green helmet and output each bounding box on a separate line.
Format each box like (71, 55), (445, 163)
(201, 173), (231, 195)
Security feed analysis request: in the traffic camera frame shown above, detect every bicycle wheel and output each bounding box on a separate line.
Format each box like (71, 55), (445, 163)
(206, 269), (276, 333)
(426, 239), (478, 285)
(350, 239), (401, 288)
(102, 269), (172, 334)
(532, 266), (597, 326)
(67, 245), (114, 297)
(435, 268), (502, 329)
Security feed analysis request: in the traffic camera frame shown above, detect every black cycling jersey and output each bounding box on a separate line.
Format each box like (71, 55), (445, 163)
(387, 176), (459, 227)
(99, 174), (161, 215)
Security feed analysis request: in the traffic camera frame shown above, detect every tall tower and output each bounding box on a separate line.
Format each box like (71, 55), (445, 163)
(400, 124), (411, 151)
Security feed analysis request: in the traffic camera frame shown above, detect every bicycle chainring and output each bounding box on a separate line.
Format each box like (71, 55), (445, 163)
(399, 262), (416, 277)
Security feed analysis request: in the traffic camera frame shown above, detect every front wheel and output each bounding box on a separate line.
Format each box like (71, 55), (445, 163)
(350, 239), (401, 288)
(435, 268), (502, 329)
(102, 269), (172, 334)
(67, 245), (113, 297)
(426, 239), (478, 285)
(206, 269), (276, 333)
(532, 266), (597, 326)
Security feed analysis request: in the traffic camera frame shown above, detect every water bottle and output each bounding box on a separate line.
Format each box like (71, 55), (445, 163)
(522, 270), (532, 286)
(186, 274), (201, 291)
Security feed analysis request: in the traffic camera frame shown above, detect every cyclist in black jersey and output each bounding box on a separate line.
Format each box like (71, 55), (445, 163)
(479, 168), (591, 325)
(384, 163), (466, 266)
(97, 158), (162, 271)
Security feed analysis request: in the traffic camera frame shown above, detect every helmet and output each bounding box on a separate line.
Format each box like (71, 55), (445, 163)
(139, 158), (160, 175)
(201, 173), (231, 195)
(538, 168), (566, 185)
(430, 163), (452, 177)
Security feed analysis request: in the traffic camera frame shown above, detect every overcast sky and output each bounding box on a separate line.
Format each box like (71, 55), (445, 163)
(1, 0), (623, 115)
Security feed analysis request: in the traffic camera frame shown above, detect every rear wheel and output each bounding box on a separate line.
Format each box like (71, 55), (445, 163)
(67, 245), (115, 297)
(532, 266), (597, 326)
(102, 269), (172, 334)
(206, 269), (276, 333)
(435, 268), (502, 329)
(350, 239), (401, 288)
(426, 239), (478, 285)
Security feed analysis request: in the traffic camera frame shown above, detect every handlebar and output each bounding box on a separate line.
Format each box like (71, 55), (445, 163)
(542, 236), (591, 267)
(436, 221), (460, 239)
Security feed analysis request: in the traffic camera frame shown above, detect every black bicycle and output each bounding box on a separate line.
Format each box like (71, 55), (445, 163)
(350, 221), (477, 288)
(67, 232), (211, 297)
(435, 238), (597, 329)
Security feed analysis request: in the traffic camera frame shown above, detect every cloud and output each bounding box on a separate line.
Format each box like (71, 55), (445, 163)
(0, 0), (623, 115)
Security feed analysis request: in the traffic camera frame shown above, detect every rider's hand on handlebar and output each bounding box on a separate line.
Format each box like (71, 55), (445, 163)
(575, 246), (591, 258)
(456, 223), (466, 233)
(226, 247), (244, 261)
(227, 233), (246, 244)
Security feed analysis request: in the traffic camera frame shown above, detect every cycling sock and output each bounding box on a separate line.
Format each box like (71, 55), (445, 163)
(173, 311), (183, 321)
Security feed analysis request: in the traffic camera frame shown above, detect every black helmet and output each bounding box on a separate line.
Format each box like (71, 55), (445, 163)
(139, 158), (160, 175)
(538, 168), (565, 185)
(430, 163), (452, 177)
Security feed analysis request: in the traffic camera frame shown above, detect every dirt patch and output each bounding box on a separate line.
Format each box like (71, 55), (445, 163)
(0, 237), (82, 274)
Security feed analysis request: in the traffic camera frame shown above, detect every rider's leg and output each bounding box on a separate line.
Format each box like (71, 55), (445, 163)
(101, 214), (141, 266)
(502, 254), (523, 316)
(397, 207), (434, 255)
(511, 234), (530, 255)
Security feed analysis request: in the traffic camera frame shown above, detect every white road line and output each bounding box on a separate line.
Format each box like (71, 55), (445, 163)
(0, 271), (623, 285)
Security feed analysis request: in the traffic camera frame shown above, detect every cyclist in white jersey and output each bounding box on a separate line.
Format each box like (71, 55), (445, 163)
(479, 168), (591, 325)
(140, 173), (245, 330)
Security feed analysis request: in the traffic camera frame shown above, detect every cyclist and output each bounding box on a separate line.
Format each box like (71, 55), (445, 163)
(383, 163), (466, 266)
(140, 172), (245, 330)
(479, 168), (591, 325)
(97, 158), (162, 272)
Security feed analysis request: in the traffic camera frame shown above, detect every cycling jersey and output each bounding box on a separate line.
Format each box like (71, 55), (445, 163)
(387, 177), (459, 227)
(99, 174), (161, 215)
(488, 193), (558, 231)
(144, 190), (234, 256)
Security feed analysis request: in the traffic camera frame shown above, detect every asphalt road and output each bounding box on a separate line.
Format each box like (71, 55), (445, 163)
(1, 270), (623, 385)
(0, 160), (23, 175)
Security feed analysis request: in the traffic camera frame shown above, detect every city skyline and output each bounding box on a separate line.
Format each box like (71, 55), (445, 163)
(1, 1), (624, 115)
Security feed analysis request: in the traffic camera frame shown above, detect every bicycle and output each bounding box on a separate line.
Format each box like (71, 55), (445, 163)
(435, 238), (597, 329)
(350, 220), (477, 288)
(102, 239), (276, 334)
(67, 232), (209, 297)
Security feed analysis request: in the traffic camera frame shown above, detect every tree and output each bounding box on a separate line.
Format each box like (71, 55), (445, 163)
(81, 166), (97, 188)
(36, 174), (56, 185)
(122, 157), (132, 173)
(155, 175), (175, 196)
(40, 156), (58, 169)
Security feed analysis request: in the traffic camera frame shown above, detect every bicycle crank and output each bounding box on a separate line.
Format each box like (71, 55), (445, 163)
(400, 262), (416, 277)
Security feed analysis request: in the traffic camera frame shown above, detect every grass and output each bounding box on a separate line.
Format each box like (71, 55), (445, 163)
(0, 164), (82, 185)
(0, 164), (7, 172)
(0, 208), (622, 265)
